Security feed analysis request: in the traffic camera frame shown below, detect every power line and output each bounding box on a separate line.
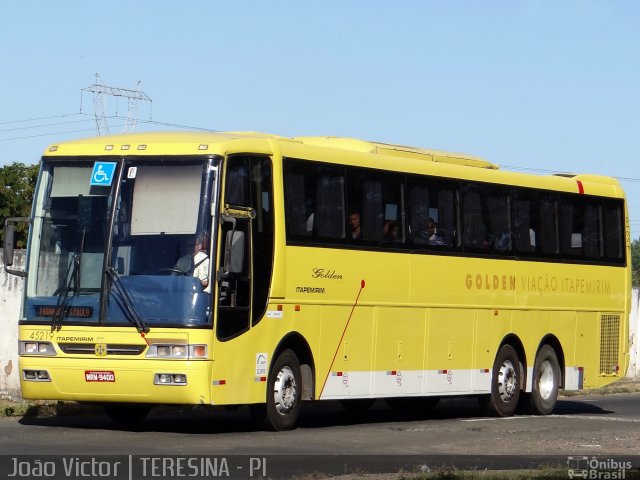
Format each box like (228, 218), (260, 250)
(143, 119), (217, 132)
(0, 114), (215, 143)
(0, 113), (81, 126)
(0, 122), (134, 142)
(0, 117), (94, 133)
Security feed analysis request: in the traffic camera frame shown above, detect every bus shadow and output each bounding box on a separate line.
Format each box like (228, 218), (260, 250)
(18, 396), (613, 434)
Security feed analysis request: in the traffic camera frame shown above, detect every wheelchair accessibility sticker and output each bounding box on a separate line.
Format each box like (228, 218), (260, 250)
(90, 162), (117, 186)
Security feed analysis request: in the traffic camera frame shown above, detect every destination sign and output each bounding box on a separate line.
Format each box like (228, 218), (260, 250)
(36, 306), (94, 318)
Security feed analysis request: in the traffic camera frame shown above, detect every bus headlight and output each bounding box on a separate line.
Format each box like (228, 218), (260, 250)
(19, 341), (56, 356)
(154, 373), (187, 385)
(23, 370), (51, 381)
(146, 344), (207, 359)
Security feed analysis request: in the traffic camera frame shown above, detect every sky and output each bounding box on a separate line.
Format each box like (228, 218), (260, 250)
(1, 1), (639, 239)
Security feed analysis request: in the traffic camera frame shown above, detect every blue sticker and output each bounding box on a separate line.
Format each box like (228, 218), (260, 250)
(90, 162), (117, 186)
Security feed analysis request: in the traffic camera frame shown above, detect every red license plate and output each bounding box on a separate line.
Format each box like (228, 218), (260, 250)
(85, 370), (115, 382)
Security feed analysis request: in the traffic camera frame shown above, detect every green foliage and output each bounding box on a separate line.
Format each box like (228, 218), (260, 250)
(0, 162), (39, 248)
(632, 237), (640, 288)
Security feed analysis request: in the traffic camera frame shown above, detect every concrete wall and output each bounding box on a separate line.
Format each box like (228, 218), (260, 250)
(1, 249), (639, 400)
(1, 250), (25, 399)
(628, 288), (640, 378)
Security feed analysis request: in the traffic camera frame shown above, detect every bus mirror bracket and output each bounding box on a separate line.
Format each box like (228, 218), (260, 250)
(4, 217), (30, 277)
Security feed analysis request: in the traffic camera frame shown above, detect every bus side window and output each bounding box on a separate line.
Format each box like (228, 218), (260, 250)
(602, 200), (623, 261)
(408, 178), (456, 248)
(315, 173), (345, 239)
(347, 168), (404, 244)
(560, 196), (601, 261)
(461, 183), (511, 254)
(283, 159), (345, 241)
(539, 194), (559, 255)
(284, 167), (311, 236)
(514, 191), (536, 253)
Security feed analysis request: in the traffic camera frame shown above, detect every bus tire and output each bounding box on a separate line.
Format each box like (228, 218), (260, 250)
(103, 404), (150, 423)
(529, 345), (560, 415)
(488, 344), (521, 417)
(265, 349), (302, 431)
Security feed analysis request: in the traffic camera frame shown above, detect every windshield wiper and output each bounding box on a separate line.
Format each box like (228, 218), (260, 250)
(51, 253), (81, 331)
(105, 267), (150, 334)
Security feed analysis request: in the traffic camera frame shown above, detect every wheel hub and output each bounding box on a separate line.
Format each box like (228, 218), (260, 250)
(538, 359), (554, 400)
(497, 360), (517, 402)
(273, 366), (297, 415)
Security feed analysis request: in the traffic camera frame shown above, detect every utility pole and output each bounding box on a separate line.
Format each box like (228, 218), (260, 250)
(81, 74), (152, 135)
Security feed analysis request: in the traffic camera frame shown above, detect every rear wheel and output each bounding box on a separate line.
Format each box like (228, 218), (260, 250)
(263, 349), (302, 431)
(529, 345), (561, 415)
(103, 404), (150, 423)
(487, 344), (521, 417)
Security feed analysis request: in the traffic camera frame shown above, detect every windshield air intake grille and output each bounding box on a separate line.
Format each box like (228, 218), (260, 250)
(58, 343), (146, 356)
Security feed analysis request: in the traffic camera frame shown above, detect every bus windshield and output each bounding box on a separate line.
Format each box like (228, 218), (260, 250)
(24, 157), (216, 328)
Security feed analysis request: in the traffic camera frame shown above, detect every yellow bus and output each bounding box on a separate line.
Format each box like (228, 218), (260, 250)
(4, 131), (630, 430)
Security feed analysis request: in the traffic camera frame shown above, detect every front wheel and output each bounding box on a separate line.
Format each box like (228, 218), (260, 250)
(264, 349), (302, 431)
(487, 344), (521, 417)
(529, 345), (561, 415)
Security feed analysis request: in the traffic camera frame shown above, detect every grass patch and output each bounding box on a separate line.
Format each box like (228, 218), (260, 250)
(396, 470), (594, 479)
(560, 377), (640, 397)
(0, 399), (103, 418)
(325, 467), (587, 480)
(0, 399), (31, 417)
(395, 464), (639, 480)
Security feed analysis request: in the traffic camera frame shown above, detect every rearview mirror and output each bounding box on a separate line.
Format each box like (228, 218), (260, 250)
(4, 217), (30, 277)
(224, 230), (245, 274)
(3, 223), (15, 267)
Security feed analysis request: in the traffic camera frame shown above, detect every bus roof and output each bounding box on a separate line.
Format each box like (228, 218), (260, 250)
(294, 136), (498, 169)
(45, 131), (496, 168)
(43, 130), (623, 196)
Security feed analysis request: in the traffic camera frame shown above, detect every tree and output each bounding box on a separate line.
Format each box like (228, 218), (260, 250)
(632, 237), (640, 288)
(0, 162), (39, 248)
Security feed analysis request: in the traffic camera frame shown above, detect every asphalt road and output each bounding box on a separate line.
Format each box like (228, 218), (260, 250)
(1, 393), (639, 478)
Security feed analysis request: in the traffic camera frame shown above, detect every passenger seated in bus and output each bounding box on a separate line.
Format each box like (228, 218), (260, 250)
(193, 234), (211, 293)
(382, 221), (401, 246)
(349, 212), (362, 240)
(494, 230), (512, 253)
(416, 218), (445, 246)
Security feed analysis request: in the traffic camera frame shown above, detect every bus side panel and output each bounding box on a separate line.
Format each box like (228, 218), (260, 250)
(210, 305), (297, 406)
(473, 309), (511, 392)
(573, 311), (599, 388)
(373, 307), (426, 397)
(317, 305), (374, 399)
(426, 308), (479, 394)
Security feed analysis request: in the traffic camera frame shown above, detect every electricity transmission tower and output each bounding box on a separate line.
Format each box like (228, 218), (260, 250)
(81, 74), (152, 135)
